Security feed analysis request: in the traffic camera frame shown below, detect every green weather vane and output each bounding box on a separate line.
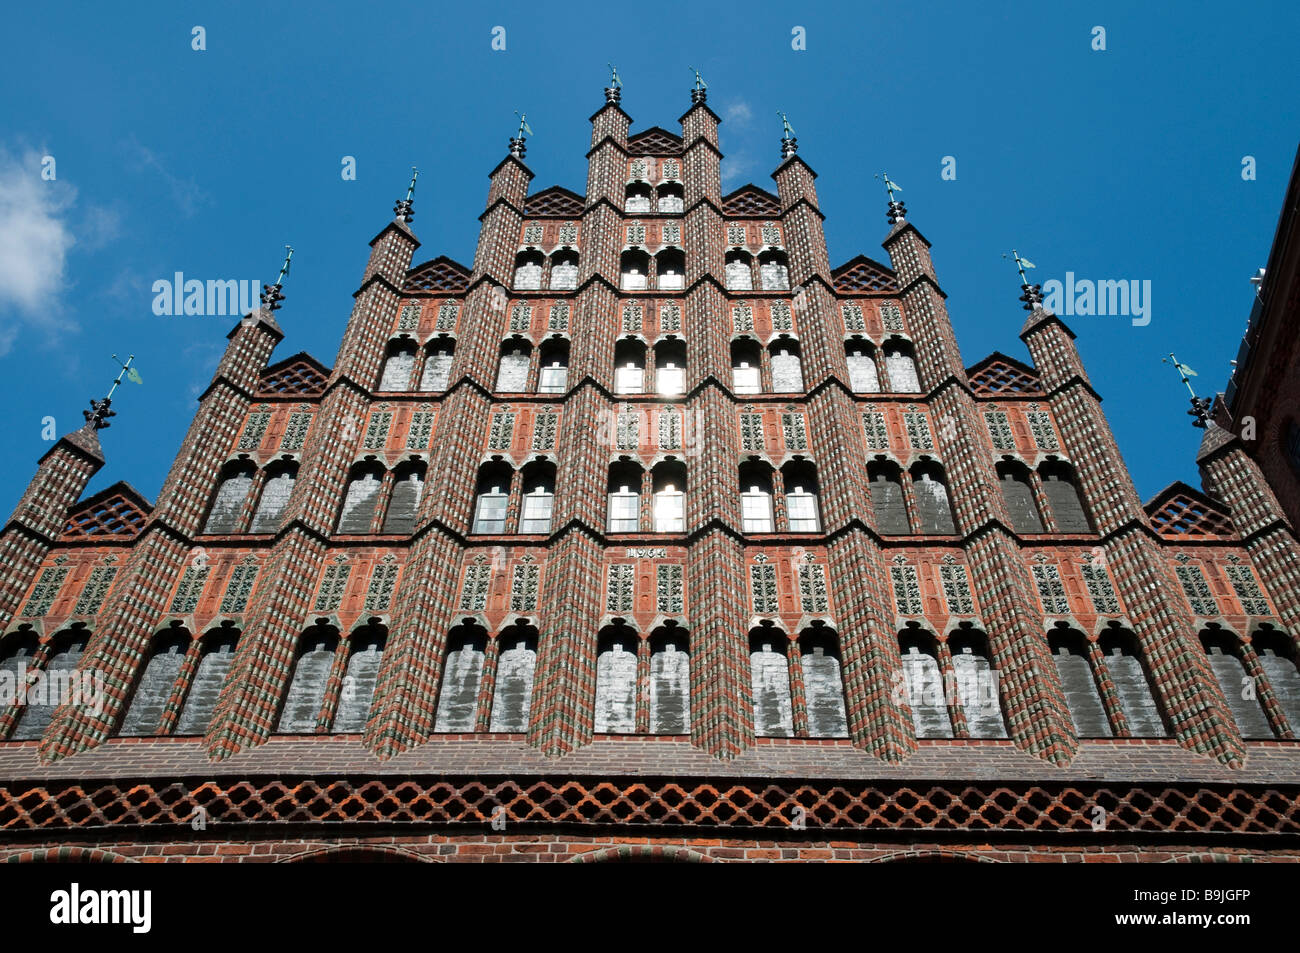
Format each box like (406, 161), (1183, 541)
(689, 66), (707, 90)
(1162, 352), (1212, 427)
(86, 353), (142, 429)
(607, 63), (622, 89)
(514, 110), (533, 139)
(875, 171), (903, 203)
(404, 167), (419, 203)
(1003, 249), (1036, 285)
(776, 111), (796, 140)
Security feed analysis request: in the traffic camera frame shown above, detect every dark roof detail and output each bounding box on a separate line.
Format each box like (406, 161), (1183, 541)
(1144, 482), (1237, 538)
(832, 254), (899, 294)
(257, 352), (330, 397)
(627, 126), (683, 156)
(61, 482), (152, 540)
(721, 185), (781, 217)
(403, 256), (471, 293)
(524, 186), (586, 217)
(967, 352), (1044, 396)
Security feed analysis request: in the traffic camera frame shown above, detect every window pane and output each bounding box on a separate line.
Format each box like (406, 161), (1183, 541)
(519, 492), (553, 533)
(654, 491), (684, 532)
(538, 364), (567, 393)
(420, 352), (453, 391)
(787, 492), (819, 532)
(614, 365), (643, 394)
(742, 492), (773, 532)
(608, 492), (639, 532)
(733, 365), (760, 394)
(472, 492), (508, 534)
(657, 365), (684, 396)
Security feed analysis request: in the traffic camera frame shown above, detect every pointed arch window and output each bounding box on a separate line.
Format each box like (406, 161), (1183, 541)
(549, 250), (579, 290)
(740, 463), (776, 533)
(608, 462), (643, 533)
(381, 461), (425, 534)
(867, 460), (909, 535)
(489, 625), (538, 732)
(783, 461), (821, 533)
(512, 250), (544, 290)
(174, 629), (238, 735)
(119, 628), (191, 737)
(749, 628), (793, 736)
(12, 630), (88, 741)
(883, 342), (921, 393)
(1098, 624), (1167, 737)
(1039, 460), (1092, 533)
(496, 341), (532, 392)
(950, 628), (1008, 739)
(899, 628), (953, 738)
(996, 460), (1045, 533)
(1201, 627), (1273, 739)
(1049, 626), (1112, 737)
(649, 626), (690, 734)
(725, 250), (754, 291)
(419, 338), (454, 392)
(654, 338), (686, 396)
(249, 461), (297, 533)
(846, 342), (880, 393)
(519, 462), (555, 534)
(537, 338), (569, 394)
(277, 625), (339, 733)
(337, 462), (385, 534)
(620, 249), (650, 291)
(910, 461), (958, 535)
(652, 462), (686, 533)
(656, 182), (684, 213)
(434, 623), (488, 732)
(203, 461), (256, 535)
(769, 341), (804, 393)
(595, 624), (638, 734)
(758, 249), (790, 290)
(614, 339), (646, 395)
(332, 625), (386, 733)
(379, 340), (416, 391)
(800, 626), (849, 738)
(471, 463), (512, 535)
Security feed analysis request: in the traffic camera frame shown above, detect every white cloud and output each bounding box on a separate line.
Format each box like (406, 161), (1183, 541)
(0, 148), (77, 355)
(724, 101), (754, 126)
(721, 153), (758, 187)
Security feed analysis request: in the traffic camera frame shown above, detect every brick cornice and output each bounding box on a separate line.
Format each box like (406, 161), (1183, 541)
(1041, 374), (1105, 404)
(367, 218), (419, 250)
(882, 221), (933, 250)
(351, 272), (405, 301)
(1019, 308), (1078, 341)
(773, 154), (818, 181)
(778, 195), (825, 221)
(195, 375), (255, 405)
(678, 102), (722, 126)
(477, 196), (527, 224)
(896, 273), (948, 301)
(680, 136), (723, 161)
(487, 154), (534, 181)
(585, 135), (629, 161)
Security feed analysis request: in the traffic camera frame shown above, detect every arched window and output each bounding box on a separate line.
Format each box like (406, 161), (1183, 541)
(595, 624), (638, 734)
(867, 460), (909, 535)
(489, 624), (538, 732)
(655, 248), (685, 290)
(12, 628), (88, 740)
(471, 462), (513, 535)
(758, 249), (790, 290)
(883, 341), (921, 393)
(518, 461), (555, 534)
(378, 339), (416, 391)
(0, 631), (39, 735)
(656, 181), (684, 213)
(174, 627), (238, 735)
(381, 460), (425, 534)
(749, 626), (793, 736)
(731, 339), (762, 394)
(203, 460), (256, 535)
(336, 462), (385, 534)
(1048, 625), (1112, 737)
(783, 460), (821, 532)
(495, 339), (532, 392)
(996, 460), (1044, 533)
(1253, 625), (1300, 731)
(654, 338), (686, 396)
(624, 182), (653, 214)
(536, 338), (569, 394)
(512, 249), (544, 290)
(277, 624), (340, 733)
(1039, 460), (1092, 533)
(950, 626), (1007, 738)
(739, 462), (775, 533)
(607, 461), (643, 533)
(899, 626), (952, 738)
(652, 461), (686, 533)
(769, 340), (804, 393)
(649, 625), (690, 734)
(549, 250), (579, 290)
(1098, 624), (1166, 737)
(800, 625), (848, 738)
(620, 249), (650, 290)
(910, 460), (958, 535)
(613, 338), (646, 395)
(846, 341), (880, 393)
(419, 338), (454, 392)
(250, 461), (297, 534)
(434, 622), (488, 732)
(1200, 627), (1273, 739)
(725, 250), (754, 290)
(332, 624), (386, 733)
(119, 627), (191, 737)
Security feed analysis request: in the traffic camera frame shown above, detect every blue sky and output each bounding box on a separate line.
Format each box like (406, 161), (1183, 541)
(1, 0), (1297, 511)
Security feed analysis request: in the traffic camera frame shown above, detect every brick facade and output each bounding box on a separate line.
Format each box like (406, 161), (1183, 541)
(1, 84), (1298, 862)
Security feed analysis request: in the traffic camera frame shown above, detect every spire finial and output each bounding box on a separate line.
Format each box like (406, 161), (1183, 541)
(510, 111), (532, 159)
(394, 166), (418, 222)
(777, 111), (797, 158)
(605, 63), (622, 105)
(688, 66), (707, 104)
(83, 354), (142, 430)
(1002, 249), (1042, 311)
(1162, 353), (1212, 428)
(261, 244), (293, 311)
(875, 172), (907, 224)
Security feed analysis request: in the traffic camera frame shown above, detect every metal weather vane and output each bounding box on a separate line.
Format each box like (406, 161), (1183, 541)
(1003, 250), (1043, 311)
(607, 63), (622, 89)
(689, 66), (707, 90)
(84, 353), (142, 430)
(395, 166), (418, 222)
(1162, 352), (1212, 428)
(777, 111), (796, 140)
(876, 172), (907, 224)
(261, 245), (294, 311)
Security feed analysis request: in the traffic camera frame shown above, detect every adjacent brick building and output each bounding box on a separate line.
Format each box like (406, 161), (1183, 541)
(2, 84), (1299, 863)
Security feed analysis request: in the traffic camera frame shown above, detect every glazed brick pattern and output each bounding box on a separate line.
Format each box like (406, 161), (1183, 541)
(2, 86), (1299, 806)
